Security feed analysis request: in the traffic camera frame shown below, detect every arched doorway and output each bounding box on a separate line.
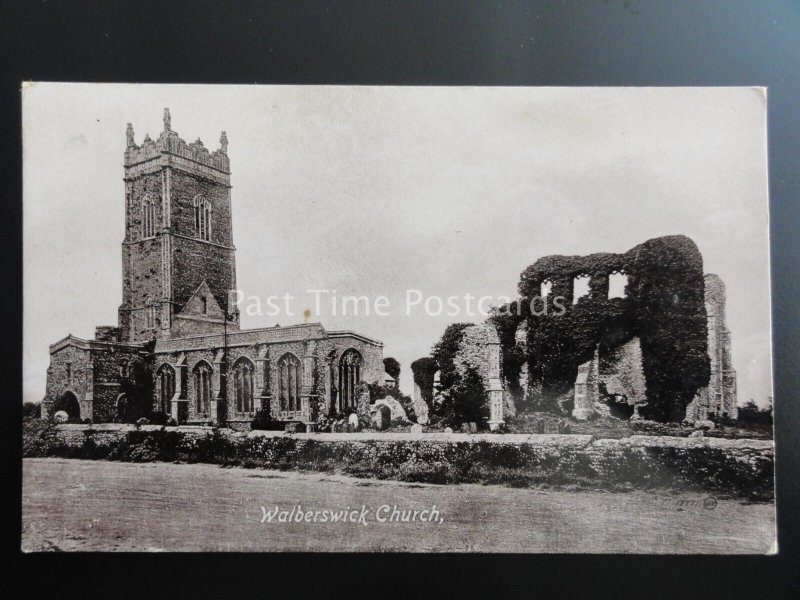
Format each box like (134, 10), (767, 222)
(116, 393), (127, 420)
(54, 391), (81, 420)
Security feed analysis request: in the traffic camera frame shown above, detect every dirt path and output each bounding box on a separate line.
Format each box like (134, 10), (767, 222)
(22, 458), (775, 553)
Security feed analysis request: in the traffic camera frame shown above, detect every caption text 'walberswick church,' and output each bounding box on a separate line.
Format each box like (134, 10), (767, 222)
(42, 109), (385, 430)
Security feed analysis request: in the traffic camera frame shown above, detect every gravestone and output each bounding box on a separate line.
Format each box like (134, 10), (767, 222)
(469, 422), (478, 433)
(411, 424), (424, 434)
(53, 410), (69, 423)
(536, 418), (545, 434)
(461, 423), (470, 433)
(348, 412), (360, 432)
(444, 427), (453, 433)
(689, 430), (705, 438)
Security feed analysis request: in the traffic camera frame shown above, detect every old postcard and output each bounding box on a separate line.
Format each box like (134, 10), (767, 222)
(22, 84), (774, 553)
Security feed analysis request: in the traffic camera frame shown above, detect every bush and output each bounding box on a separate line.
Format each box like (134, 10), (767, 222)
(251, 409), (279, 430)
(23, 402), (41, 419)
(22, 419), (60, 457)
(410, 356), (438, 411)
(737, 399), (773, 426)
(383, 357), (401, 382)
(436, 367), (490, 429)
(147, 410), (169, 426)
(24, 422), (774, 500)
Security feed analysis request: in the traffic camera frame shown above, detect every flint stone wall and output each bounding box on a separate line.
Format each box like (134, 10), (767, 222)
(40, 424), (774, 498)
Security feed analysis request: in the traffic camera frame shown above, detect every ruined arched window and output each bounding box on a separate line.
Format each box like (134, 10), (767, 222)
(573, 274), (591, 304)
(233, 357), (255, 414)
(540, 279), (552, 298)
(278, 353), (302, 413)
(608, 271), (628, 299)
(193, 361), (213, 416)
(157, 363), (175, 414)
(142, 193), (156, 238)
(338, 349), (363, 412)
(194, 195), (211, 241)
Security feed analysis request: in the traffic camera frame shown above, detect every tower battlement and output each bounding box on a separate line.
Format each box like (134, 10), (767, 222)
(124, 108), (230, 184)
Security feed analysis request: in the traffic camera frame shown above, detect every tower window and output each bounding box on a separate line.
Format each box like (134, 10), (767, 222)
(145, 300), (157, 329)
(201, 296), (208, 314)
(142, 193), (156, 238)
(194, 195), (211, 241)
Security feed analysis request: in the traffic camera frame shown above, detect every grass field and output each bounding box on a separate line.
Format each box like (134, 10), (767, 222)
(22, 458), (775, 553)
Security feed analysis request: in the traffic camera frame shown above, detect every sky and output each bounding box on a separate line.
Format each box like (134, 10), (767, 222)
(23, 84), (772, 406)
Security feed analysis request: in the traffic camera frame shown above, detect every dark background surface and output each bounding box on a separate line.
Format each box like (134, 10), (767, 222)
(1, 1), (798, 597)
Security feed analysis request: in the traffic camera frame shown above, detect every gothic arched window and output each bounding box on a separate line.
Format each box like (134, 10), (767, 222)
(157, 363), (175, 414)
(338, 349), (363, 412)
(233, 357), (255, 414)
(194, 195), (211, 241)
(142, 193), (156, 238)
(193, 361), (213, 416)
(278, 353), (302, 413)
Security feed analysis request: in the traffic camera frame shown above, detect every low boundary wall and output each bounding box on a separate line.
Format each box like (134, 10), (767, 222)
(24, 424), (774, 499)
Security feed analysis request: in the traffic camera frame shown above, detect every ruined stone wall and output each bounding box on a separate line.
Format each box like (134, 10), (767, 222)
(453, 323), (516, 418)
(453, 324), (490, 379)
(686, 274), (738, 421)
(511, 235), (710, 422)
(600, 337), (646, 404)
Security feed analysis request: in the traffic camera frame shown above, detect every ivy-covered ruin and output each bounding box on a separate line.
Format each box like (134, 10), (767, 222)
(415, 235), (732, 425)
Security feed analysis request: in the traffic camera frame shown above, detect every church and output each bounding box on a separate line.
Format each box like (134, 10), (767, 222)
(42, 109), (385, 430)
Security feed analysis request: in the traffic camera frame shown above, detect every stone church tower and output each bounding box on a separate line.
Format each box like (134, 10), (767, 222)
(43, 108), (384, 427)
(118, 108), (239, 342)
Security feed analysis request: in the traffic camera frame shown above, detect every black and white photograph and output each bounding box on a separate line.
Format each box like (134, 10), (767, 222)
(20, 84), (775, 553)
